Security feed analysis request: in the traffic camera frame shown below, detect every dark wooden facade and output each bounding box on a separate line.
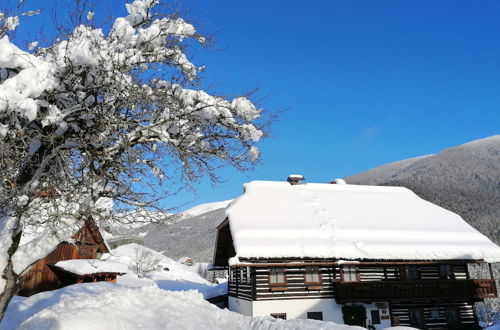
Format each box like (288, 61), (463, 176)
(227, 260), (495, 329)
(18, 219), (110, 296)
(215, 219), (497, 329)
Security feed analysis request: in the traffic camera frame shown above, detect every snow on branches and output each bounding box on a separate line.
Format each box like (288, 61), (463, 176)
(0, 0), (266, 312)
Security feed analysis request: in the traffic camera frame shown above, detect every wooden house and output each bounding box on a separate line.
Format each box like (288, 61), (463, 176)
(18, 219), (123, 296)
(213, 178), (500, 329)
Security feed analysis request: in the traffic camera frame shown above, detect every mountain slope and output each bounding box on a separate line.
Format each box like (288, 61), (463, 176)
(127, 202), (230, 262)
(345, 135), (500, 244)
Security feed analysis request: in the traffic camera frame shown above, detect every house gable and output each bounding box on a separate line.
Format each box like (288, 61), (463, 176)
(72, 219), (109, 254)
(213, 218), (236, 267)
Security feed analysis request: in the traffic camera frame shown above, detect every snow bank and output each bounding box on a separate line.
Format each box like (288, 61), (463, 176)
(226, 181), (500, 262)
(485, 325), (500, 330)
(54, 259), (128, 275)
(104, 243), (224, 299)
(1, 283), (366, 330)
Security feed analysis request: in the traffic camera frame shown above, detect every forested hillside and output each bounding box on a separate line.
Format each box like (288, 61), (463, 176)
(346, 135), (500, 245)
(122, 203), (229, 262)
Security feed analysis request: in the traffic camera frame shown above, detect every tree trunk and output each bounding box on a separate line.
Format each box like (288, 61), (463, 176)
(0, 229), (22, 323)
(0, 259), (19, 322)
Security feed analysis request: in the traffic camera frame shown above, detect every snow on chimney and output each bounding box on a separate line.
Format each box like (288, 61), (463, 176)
(287, 174), (305, 185)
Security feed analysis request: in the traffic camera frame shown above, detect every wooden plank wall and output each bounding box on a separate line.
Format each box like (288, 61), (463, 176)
(228, 263), (470, 301)
(390, 300), (476, 329)
(19, 224), (100, 296)
(358, 264), (468, 282)
(254, 266), (335, 300)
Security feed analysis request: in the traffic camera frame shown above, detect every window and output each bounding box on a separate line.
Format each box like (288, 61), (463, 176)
(269, 268), (287, 290)
(307, 312), (323, 320)
(229, 267), (233, 282)
(269, 268), (285, 284)
(409, 308), (424, 327)
(370, 310), (381, 325)
(305, 266), (322, 284)
(270, 313), (286, 320)
(405, 266), (419, 280)
(246, 266), (251, 284)
(439, 264), (453, 279)
(446, 307), (460, 324)
(240, 268), (245, 283)
(342, 265), (359, 282)
(430, 308), (440, 319)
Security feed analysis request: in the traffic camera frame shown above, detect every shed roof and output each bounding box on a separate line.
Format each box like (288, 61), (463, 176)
(53, 259), (128, 275)
(225, 181), (500, 262)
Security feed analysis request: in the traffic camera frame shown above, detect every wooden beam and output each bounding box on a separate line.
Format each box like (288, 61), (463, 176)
(231, 260), (481, 268)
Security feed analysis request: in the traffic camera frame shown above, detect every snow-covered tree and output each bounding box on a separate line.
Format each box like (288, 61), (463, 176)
(134, 246), (161, 278)
(0, 0), (266, 319)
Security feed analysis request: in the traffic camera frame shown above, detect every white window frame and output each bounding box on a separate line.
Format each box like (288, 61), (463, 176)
(246, 266), (251, 284)
(342, 265), (359, 282)
(304, 266), (321, 284)
(269, 268), (286, 285)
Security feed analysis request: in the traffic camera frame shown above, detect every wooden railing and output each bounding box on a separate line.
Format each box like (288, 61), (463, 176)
(334, 279), (497, 303)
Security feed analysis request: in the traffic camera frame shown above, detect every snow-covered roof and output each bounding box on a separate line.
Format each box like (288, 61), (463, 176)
(54, 259), (128, 275)
(226, 181), (500, 262)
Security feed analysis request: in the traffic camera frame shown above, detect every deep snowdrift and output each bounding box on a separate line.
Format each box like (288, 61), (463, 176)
(2, 283), (365, 330)
(103, 243), (226, 299)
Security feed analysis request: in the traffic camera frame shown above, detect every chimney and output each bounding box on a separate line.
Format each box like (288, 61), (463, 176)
(287, 174), (305, 185)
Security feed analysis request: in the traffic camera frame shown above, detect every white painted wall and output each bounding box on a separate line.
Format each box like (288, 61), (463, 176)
(228, 297), (392, 329)
(250, 298), (345, 323)
(228, 297), (253, 317)
(362, 302), (392, 330)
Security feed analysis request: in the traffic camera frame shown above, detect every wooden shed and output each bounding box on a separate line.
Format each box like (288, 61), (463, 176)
(18, 219), (111, 296)
(49, 259), (127, 286)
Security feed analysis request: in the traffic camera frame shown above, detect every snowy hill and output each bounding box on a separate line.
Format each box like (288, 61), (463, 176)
(345, 135), (500, 245)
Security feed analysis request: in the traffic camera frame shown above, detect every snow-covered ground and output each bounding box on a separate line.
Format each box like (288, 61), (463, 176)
(486, 325), (500, 330)
(102, 243), (225, 299)
(0, 243), (421, 329)
(2, 282), (419, 330)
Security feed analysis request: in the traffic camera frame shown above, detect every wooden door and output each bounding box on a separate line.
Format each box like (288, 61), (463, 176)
(408, 308), (425, 329)
(342, 305), (366, 326)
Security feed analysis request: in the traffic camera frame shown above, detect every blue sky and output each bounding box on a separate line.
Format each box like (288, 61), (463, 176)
(12, 0), (500, 210)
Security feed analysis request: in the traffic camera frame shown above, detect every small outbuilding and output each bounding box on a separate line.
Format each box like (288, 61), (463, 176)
(18, 219), (118, 296)
(50, 259), (127, 285)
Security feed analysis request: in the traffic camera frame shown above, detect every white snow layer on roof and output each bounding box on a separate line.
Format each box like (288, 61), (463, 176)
(54, 259), (128, 275)
(226, 181), (500, 262)
(179, 199), (232, 219)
